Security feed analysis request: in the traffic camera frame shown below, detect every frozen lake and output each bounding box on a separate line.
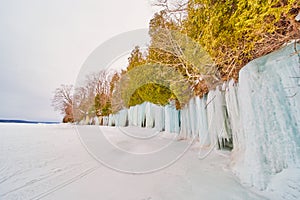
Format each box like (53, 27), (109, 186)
(0, 123), (266, 200)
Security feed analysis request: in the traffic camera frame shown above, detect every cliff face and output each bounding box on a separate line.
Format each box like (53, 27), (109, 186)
(232, 43), (300, 192)
(95, 43), (300, 195)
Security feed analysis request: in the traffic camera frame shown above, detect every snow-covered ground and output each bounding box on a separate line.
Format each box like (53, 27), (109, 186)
(0, 123), (267, 200)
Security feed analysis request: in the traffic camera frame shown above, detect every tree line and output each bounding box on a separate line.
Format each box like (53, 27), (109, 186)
(52, 71), (120, 123)
(52, 0), (299, 123)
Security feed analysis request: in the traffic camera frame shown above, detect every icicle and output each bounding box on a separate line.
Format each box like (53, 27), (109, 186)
(225, 80), (242, 150)
(195, 96), (210, 146)
(164, 101), (180, 133)
(179, 104), (190, 139)
(103, 116), (109, 126)
(153, 104), (165, 131)
(145, 102), (155, 128)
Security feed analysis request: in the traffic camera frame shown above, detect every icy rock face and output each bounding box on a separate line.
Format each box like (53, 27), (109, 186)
(108, 102), (166, 130)
(94, 117), (100, 125)
(112, 109), (128, 127)
(179, 96), (210, 144)
(153, 104), (165, 131)
(128, 105), (137, 126)
(102, 116), (109, 126)
(179, 104), (189, 139)
(137, 102), (146, 127)
(118, 109), (128, 126)
(164, 101), (180, 133)
(195, 96), (210, 146)
(180, 89), (233, 146)
(145, 102), (155, 128)
(233, 44), (300, 190)
(101, 44), (300, 193)
(127, 103), (146, 127)
(85, 116), (90, 125)
(206, 87), (232, 147)
(225, 80), (242, 150)
(108, 114), (115, 126)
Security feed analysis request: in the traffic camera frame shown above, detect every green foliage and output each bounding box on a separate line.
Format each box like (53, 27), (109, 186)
(127, 46), (146, 71)
(114, 64), (192, 109)
(101, 100), (112, 116)
(184, 0), (299, 80)
(124, 44), (180, 107)
(111, 0), (299, 112)
(94, 92), (112, 116)
(128, 83), (174, 106)
(94, 93), (101, 115)
(110, 72), (120, 95)
(94, 94), (105, 116)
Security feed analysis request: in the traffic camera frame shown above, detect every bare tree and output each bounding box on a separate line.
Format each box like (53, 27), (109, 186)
(151, 0), (188, 26)
(72, 70), (113, 121)
(148, 27), (221, 96)
(51, 84), (74, 123)
(73, 85), (94, 121)
(92, 70), (111, 96)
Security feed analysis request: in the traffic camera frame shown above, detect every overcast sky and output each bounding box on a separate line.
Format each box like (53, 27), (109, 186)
(0, 0), (158, 122)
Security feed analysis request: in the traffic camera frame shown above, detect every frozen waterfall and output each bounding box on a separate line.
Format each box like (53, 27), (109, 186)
(100, 43), (300, 193)
(232, 43), (300, 190)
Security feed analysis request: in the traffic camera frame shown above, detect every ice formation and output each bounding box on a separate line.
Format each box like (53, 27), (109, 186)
(164, 101), (180, 133)
(93, 43), (300, 192)
(153, 104), (165, 131)
(232, 44), (300, 190)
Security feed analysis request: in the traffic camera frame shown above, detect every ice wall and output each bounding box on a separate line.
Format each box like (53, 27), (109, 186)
(179, 88), (231, 147)
(127, 103), (145, 127)
(153, 104), (165, 131)
(180, 96), (209, 142)
(111, 109), (128, 127)
(108, 114), (115, 126)
(145, 102), (155, 128)
(102, 116), (109, 126)
(164, 101), (180, 133)
(225, 80), (242, 150)
(206, 87), (232, 148)
(107, 93), (233, 146)
(102, 43), (300, 193)
(232, 44), (300, 190)
(107, 102), (166, 131)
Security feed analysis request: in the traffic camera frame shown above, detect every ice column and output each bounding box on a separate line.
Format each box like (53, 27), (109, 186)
(102, 116), (109, 126)
(195, 96), (209, 146)
(164, 101), (180, 133)
(108, 114), (115, 126)
(206, 86), (232, 149)
(145, 102), (155, 128)
(153, 104), (165, 131)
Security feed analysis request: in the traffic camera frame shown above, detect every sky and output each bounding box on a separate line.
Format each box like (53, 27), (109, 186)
(0, 0), (159, 122)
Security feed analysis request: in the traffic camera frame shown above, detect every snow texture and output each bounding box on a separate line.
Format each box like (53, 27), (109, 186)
(0, 124), (263, 200)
